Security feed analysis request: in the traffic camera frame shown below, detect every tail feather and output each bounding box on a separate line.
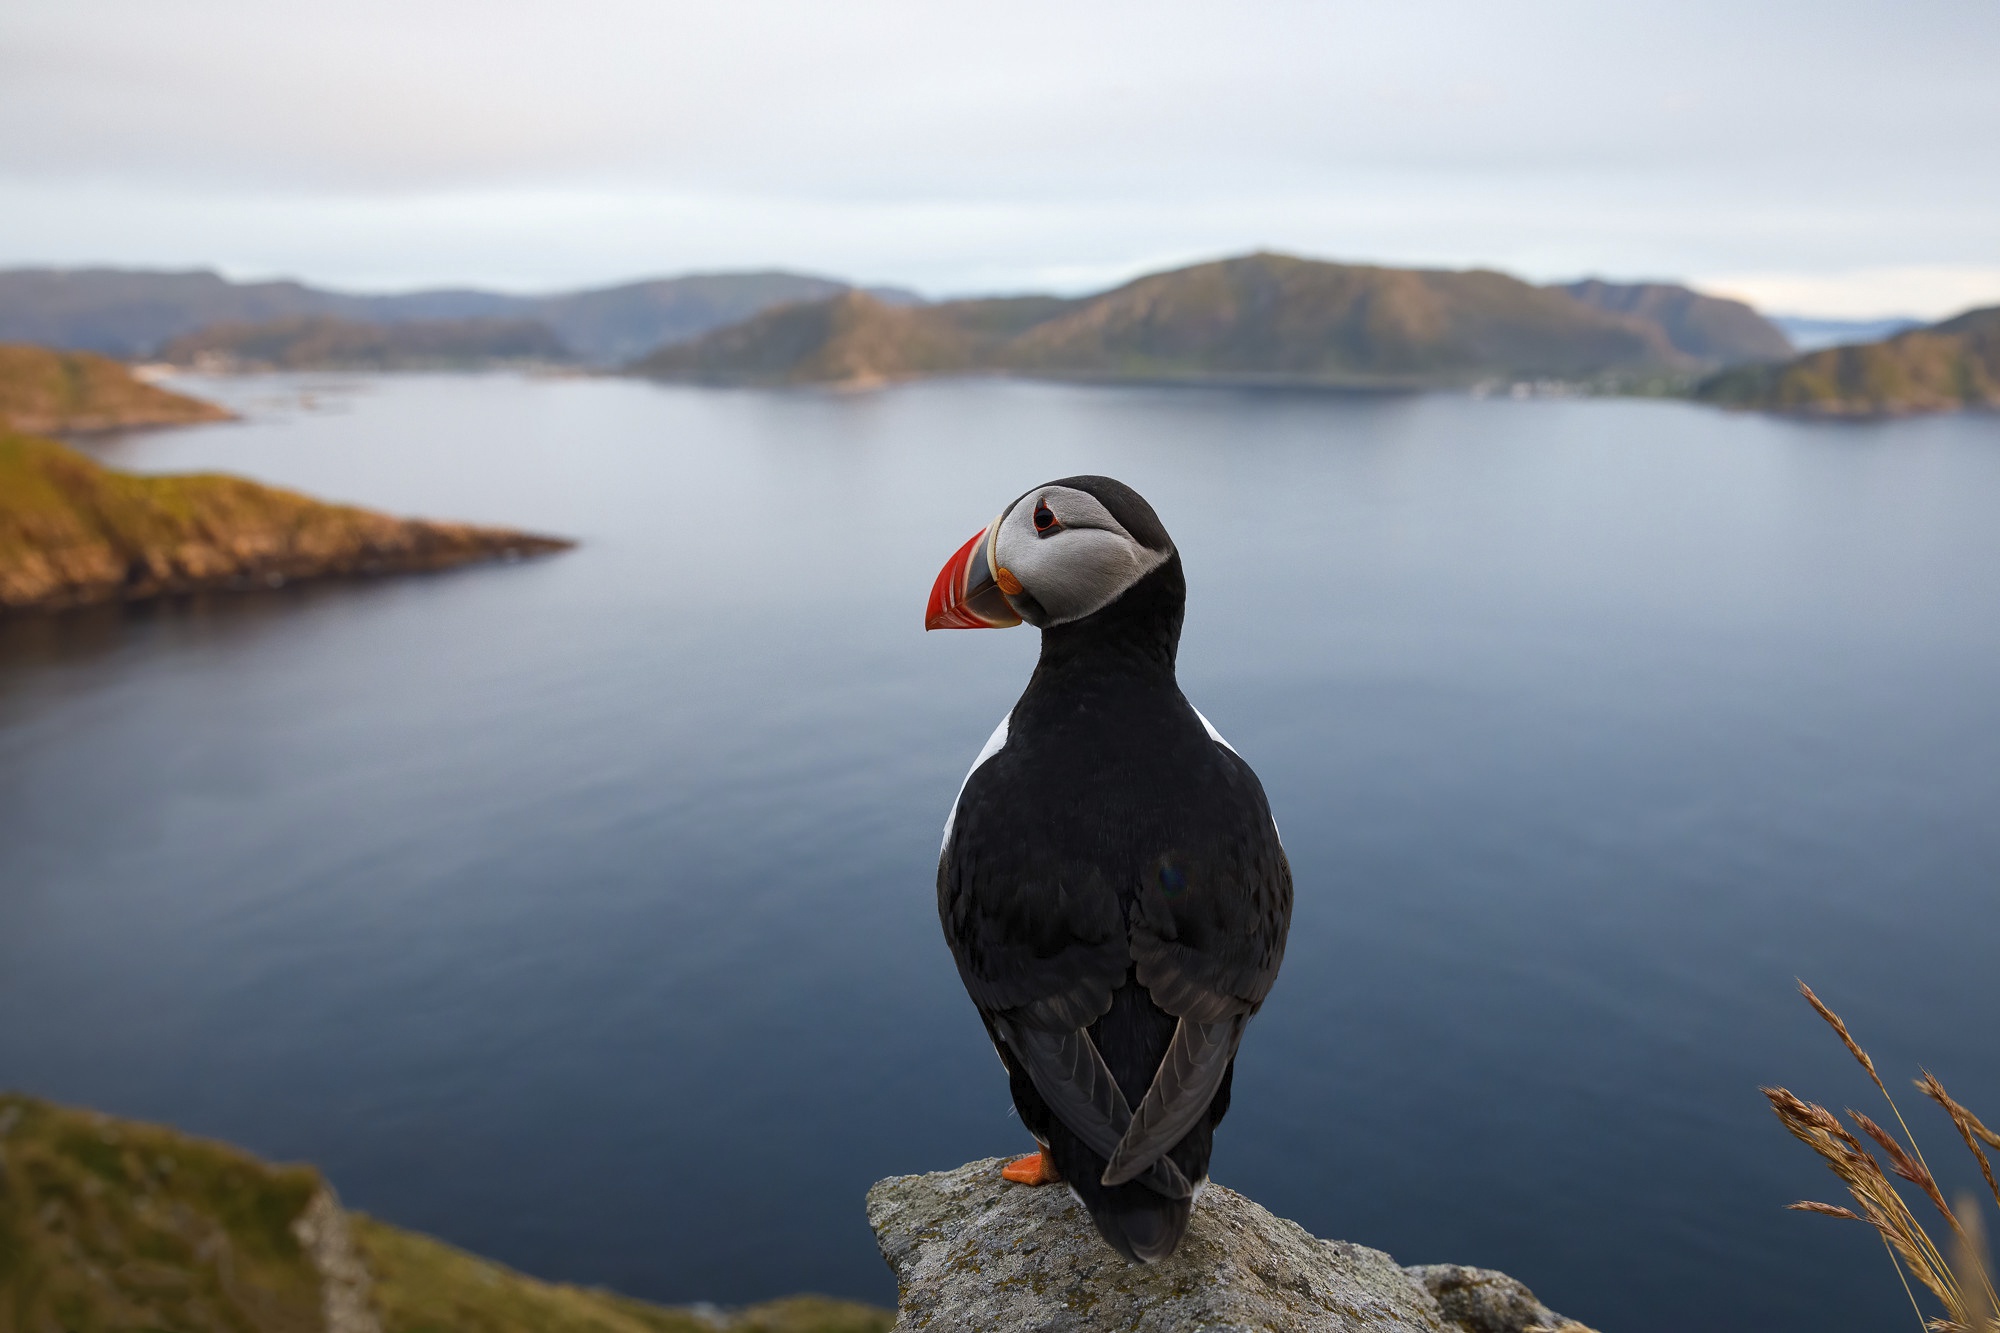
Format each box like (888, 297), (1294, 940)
(1044, 1109), (1209, 1264)
(1086, 1184), (1192, 1264)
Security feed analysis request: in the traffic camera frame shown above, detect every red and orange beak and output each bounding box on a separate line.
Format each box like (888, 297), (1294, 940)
(925, 516), (1023, 630)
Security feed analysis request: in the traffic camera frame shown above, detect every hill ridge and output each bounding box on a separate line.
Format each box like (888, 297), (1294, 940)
(634, 251), (1784, 389)
(0, 267), (923, 365)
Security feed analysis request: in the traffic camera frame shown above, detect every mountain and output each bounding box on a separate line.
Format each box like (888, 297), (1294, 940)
(636, 253), (1703, 388)
(0, 268), (922, 364)
(160, 315), (571, 370)
(1009, 254), (1685, 383)
(1696, 305), (2000, 416)
(0, 430), (570, 612)
(1768, 314), (1924, 352)
(1557, 279), (1793, 365)
(0, 1091), (891, 1333)
(0, 343), (233, 432)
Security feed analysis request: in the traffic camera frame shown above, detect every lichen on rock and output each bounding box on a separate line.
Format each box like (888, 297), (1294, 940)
(867, 1158), (1598, 1333)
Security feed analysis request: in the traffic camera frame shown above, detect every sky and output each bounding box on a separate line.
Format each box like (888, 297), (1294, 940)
(3, 0), (1997, 317)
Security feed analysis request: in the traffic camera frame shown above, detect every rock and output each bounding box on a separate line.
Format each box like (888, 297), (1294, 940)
(1404, 1265), (1594, 1333)
(292, 1188), (383, 1333)
(866, 1159), (1597, 1333)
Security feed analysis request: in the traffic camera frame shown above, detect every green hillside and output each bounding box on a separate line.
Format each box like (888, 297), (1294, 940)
(634, 291), (979, 385)
(160, 316), (572, 371)
(0, 431), (569, 612)
(1696, 306), (2000, 415)
(1011, 253), (1684, 383)
(0, 344), (232, 433)
(633, 252), (1700, 388)
(0, 1092), (891, 1333)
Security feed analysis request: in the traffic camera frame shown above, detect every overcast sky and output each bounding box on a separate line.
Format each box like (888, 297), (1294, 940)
(4, 0), (1997, 315)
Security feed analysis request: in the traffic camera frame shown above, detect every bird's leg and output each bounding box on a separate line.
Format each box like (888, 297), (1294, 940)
(1001, 1144), (1063, 1186)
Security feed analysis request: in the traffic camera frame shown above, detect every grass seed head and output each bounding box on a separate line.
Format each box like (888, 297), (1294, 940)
(1800, 979), (1887, 1095)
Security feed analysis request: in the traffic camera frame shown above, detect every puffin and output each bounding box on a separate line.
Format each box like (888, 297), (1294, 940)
(925, 475), (1293, 1264)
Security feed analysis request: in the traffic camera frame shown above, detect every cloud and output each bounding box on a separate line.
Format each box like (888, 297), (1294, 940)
(1, 0), (1996, 303)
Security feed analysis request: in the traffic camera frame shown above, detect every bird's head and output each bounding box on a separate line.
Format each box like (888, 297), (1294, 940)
(925, 476), (1175, 631)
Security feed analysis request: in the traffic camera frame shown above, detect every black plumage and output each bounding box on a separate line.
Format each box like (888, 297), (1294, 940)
(937, 476), (1292, 1264)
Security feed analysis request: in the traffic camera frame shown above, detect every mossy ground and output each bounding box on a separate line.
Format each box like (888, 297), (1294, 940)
(0, 1094), (891, 1333)
(0, 1093), (327, 1333)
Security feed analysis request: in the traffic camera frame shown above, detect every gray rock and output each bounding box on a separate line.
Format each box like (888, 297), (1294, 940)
(291, 1188), (382, 1333)
(868, 1158), (1596, 1333)
(1404, 1265), (1595, 1333)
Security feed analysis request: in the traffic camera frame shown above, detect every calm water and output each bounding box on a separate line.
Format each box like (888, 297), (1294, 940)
(5, 374), (1999, 1331)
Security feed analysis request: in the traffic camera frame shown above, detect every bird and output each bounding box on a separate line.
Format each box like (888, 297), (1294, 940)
(925, 475), (1293, 1265)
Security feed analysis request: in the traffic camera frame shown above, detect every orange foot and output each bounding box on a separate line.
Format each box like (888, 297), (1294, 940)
(1001, 1150), (1063, 1186)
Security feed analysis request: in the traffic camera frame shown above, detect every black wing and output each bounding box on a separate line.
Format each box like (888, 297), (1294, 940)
(939, 731), (1131, 1032)
(941, 709), (1292, 1190)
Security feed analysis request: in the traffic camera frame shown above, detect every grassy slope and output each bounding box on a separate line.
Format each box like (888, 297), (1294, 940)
(0, 344), (233, 433)
(0, 1094), (891, 1333)
(632, 292), (977, 384)
(0, 431), (569, 612)
(0, 1093), (329, 1333)
(634, 253), (1688, 387)
(1007, 253), (1680, 383)
(1697, 306), (2000, 416)
(352, 1219), (889, 1333)
(159, 317), (573, 371)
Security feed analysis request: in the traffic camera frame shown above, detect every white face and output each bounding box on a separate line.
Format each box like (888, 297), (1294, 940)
(992, 484), (1172, 627)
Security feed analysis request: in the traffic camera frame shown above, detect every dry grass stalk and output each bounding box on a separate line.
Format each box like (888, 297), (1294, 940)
(1957, 1197), (1997, 1333)
(1920, 1073), (2000, 1209)
(1855, 1110), (1960, 1224)
(1800, 979), (1886, 1095)
(1767, 983), (2000, 1332)
(1789, 1200), (1863, 1220)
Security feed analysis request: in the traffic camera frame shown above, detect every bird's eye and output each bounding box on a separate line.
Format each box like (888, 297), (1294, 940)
(1033, 502), (1058, 534)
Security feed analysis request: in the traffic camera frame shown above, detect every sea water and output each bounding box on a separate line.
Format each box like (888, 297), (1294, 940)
(4, 373), (1999, 1332)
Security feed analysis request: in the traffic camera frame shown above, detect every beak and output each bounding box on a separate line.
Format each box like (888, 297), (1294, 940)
(925, 517), (1023, 630)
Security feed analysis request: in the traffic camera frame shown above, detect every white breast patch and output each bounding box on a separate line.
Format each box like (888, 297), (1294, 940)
(942, 712), (1011, 852)
(1191, 704), (1238, 755)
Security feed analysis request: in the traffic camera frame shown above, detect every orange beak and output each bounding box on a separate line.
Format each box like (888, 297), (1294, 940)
(925, 518), (1023, 630)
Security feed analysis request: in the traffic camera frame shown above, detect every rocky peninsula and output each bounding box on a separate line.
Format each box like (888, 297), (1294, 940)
(0, 432), (571, 613)
(868, 1158), (1597, 1333)
(0, 350), (571, 614)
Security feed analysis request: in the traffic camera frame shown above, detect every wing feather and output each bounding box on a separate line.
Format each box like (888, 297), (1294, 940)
(1099, 1014), (1246, 1186)
(995, 1018), (1195, 1199)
